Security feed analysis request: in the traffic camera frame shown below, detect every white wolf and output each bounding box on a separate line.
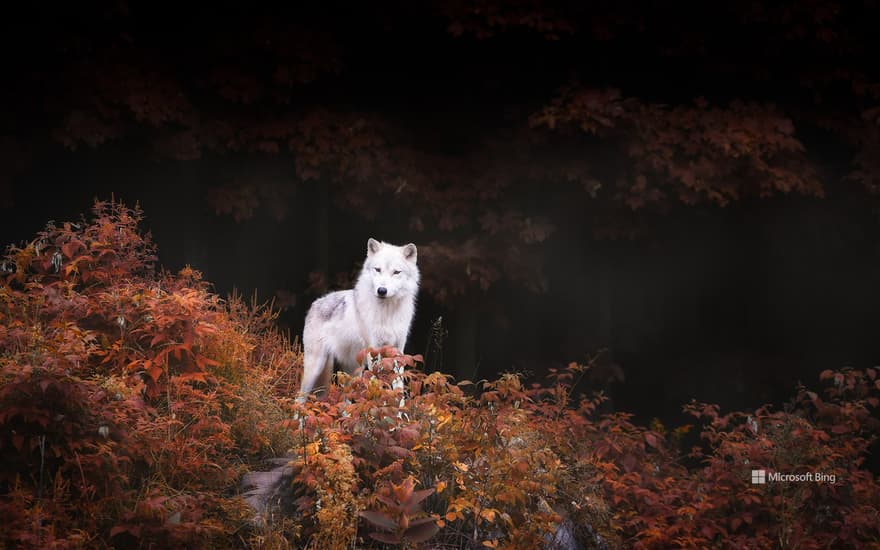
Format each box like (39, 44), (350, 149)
(299, 238), (419, 400)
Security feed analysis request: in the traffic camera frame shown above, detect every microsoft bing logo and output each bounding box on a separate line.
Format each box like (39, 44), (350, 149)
(750, 469), (836, 484)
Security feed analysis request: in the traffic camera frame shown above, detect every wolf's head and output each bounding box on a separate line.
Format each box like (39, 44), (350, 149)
(360, 238), (420, 300)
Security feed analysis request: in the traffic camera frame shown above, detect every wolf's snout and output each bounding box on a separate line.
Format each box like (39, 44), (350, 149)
(377, 287), (388, 297)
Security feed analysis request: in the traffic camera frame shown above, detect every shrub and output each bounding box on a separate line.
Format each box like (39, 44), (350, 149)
(0, 200), (298, 548)
(1, 200), (877, 549)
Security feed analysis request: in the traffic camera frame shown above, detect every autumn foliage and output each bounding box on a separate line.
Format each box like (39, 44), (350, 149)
(1, 202), (879, 548)
(0, 201), (298, 547)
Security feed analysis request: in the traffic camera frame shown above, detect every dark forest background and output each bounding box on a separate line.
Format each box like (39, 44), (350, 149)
(3, 0), (880, 428)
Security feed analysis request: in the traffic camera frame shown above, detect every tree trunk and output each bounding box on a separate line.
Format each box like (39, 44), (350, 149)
(598, 255), (614, 349)
(452, 304), (479, 381)
(316, 183), (330, 285)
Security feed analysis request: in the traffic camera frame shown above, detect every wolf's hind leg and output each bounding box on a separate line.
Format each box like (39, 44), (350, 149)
(315, 355), (333, 397)
(299, 347), (332, 401)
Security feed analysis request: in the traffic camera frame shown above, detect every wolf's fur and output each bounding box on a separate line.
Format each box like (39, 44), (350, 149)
(299, 238), (419, 399)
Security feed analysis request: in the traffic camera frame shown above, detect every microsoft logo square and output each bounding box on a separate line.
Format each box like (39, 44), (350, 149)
(751, 469), (766, 484)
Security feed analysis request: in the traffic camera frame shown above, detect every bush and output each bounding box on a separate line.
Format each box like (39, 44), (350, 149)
(288, 348), (879, 549)
(0, 200), (298, 548)
(1, 200), (877, 548)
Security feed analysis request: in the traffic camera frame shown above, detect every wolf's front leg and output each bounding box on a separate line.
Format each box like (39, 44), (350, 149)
(389, 338), (408, 410)
(395, 336), (407, 355)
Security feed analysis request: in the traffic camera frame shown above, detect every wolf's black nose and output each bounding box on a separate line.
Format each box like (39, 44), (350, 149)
(377, 287), (387, 297)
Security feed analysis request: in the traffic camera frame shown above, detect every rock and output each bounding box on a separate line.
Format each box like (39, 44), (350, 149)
(240, 455), (296, 525)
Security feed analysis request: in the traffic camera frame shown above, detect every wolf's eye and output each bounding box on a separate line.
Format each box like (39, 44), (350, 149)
(392, 270), (401, 275)
(374, 267), (381, 273)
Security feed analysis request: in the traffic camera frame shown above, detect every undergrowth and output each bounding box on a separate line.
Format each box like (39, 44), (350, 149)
(1, 200), (878, 549)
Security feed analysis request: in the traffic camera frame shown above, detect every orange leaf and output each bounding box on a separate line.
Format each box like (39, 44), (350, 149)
(147, 364), (164, 383)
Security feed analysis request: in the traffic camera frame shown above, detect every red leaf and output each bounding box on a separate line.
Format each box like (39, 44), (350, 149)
(175, 372), (208, 383)
(404, 488), (435, 514)
(376, 495), (397, 508)
(397, 426), (421, 446)
(407, 516), (438, 527)
(360, 511), (398, 532)
(644, 432), (659, 448)
(369, 532), (403, 544)
(404, 519), (440, 543)
(622, 453), (637, 472)
(386, 445), (411, 459)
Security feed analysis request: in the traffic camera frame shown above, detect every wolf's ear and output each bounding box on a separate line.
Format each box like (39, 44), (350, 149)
(402, 243), (417, 263)
(367, 238), (382, 256)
